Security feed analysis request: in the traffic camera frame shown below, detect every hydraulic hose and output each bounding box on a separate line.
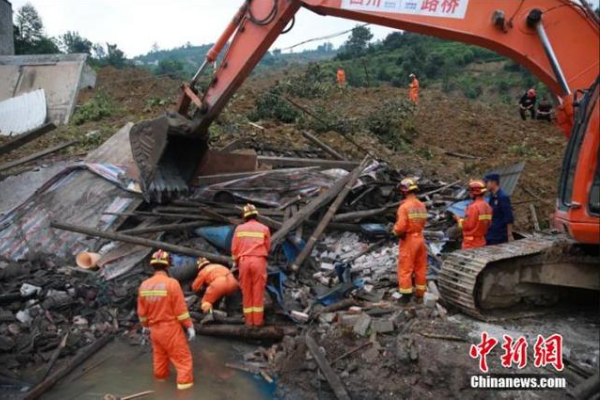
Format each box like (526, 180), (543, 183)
(246, 0), (278, 26)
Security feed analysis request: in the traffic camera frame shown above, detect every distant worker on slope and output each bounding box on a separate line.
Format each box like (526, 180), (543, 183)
(231, 204), (271, 326)
(393, 179), (428, 303)
(137, 250), (195, 391)
(536, 96), (554, 122)
(409, 73), (420, 104)
(518, 88), (537, 120)
(484, 173), (515, 245)
(191, 257), (239, 314)
(336, 67), (346, 87)
(454, 181), (493, 249)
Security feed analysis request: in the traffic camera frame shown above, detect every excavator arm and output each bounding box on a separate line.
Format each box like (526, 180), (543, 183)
(131, 0), (599, 202)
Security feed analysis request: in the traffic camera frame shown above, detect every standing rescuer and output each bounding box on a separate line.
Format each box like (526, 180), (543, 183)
(518, 88), (537, 120)
(231, 204), (271, 326)
(409, 73), (420, 104)
(336, 67), (346, 87)
(393, 178), (428, 303)
(455, 180), (493, 249)
(137, 250), (195, 390)
(484, 173), (515, 245)
(191, 257), (239, 314)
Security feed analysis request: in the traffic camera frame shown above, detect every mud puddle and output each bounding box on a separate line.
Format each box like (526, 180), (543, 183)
(43, 336), (276, 400)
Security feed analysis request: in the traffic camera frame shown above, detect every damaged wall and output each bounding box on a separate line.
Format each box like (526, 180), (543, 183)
(0, 0), (14, 56)
(0, 54), (96, 124)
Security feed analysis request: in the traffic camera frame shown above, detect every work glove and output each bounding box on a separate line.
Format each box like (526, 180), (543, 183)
(201, 302), (213, 314)
(187, 326), (196, 342)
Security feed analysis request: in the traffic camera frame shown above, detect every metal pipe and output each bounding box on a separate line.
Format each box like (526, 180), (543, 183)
(190, 59), (211, 87)
(528, 10), (571, 95)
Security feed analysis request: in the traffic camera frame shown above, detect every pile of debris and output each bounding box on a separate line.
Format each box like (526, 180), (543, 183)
(0, 257), (140, 388)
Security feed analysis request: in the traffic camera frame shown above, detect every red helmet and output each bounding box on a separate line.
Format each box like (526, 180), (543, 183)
(399, 178), (418, 193)
(468, 180), (487, 196)
(527, 88), (536, 98)
(150, 249), (171, 268)
(242, 203), (259, 219)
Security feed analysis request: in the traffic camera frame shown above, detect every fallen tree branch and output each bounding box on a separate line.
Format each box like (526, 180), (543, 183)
(300, 131), (346, 161)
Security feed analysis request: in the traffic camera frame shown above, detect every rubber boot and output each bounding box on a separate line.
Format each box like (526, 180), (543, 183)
(401, 294), (412, 304)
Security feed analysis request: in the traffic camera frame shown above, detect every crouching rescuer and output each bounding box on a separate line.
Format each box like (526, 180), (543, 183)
(137, 250), (195, 390)
(192, 257), (239, 314)
(393, 179), (428, 303)
(231, 204), (271, 326)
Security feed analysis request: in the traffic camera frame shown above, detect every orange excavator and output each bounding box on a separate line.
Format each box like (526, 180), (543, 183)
(130, 0), (599, 319)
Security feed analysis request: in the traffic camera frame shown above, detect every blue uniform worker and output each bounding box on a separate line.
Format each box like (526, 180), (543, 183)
(484, 173), (514, 245)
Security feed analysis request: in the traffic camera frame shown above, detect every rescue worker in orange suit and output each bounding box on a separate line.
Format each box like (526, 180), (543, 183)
(393, 179), (428, 303)
(137, 250), (195, 390)
(409, 73), (420, 104)
(191, 257), (239, 314)
(231, 204), (271, 326)
(336, 67), (346, 87)
(454, 180), (493, 249)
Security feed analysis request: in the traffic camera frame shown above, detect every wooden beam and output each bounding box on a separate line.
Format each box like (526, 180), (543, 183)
(24, 335), (113, 400)
(195, 324), (297, 340)
(270, 170), (355, 247)
(300, 131), (346, 160)
(305, 334), (351, 400)
(51, 221), (232, 265)
(257, 156), (359, 171)
(291, 159), (367, 271)
(120, 221), (210, 235)
(0, 122), (56, 157)
(0, 140), (77, 172)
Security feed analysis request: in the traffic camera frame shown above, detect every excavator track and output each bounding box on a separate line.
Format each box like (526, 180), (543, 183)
(438, 236), (580, 321)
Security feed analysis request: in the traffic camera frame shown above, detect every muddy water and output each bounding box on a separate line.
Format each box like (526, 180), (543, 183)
(45, 337), (275, 400)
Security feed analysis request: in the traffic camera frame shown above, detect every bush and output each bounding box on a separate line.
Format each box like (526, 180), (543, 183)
(248, 84), (299, 123)
(73, 92), (117, 125)
(284, 62), (334, 99)
(364, 99), (416, 150)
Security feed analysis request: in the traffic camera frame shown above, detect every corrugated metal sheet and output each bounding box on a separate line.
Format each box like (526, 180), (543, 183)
(0, 89), (47, 135)
(484, 161), (526, 196)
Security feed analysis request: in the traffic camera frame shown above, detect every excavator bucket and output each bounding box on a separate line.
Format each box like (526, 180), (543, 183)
(129, 113), (208, 202)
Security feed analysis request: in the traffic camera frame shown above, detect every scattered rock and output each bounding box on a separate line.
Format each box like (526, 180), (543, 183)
(353, 314), (372, 337)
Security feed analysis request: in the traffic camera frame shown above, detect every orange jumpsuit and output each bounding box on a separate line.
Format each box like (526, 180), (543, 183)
(393, 195), (428, 297)
(337, 69), (346, 86)
(231, 219), (271, 326)
(409, 78), (420, 104)
(191, 263), (239, 311)
(460, 197), (493, 249)
(137, 271), (193, 390)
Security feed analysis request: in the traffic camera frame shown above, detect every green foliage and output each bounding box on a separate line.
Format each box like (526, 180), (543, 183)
(73, 93), (118, 125)
(337, 25), (373, 60)
(284, 63), (334, 99)
(248, 84), (299, 123)
(60, 31), (92, 54)
(155, 59), (185, 79)
(365, 99), (416, 150)
(508, 144), (540, 158)
(13, 4), (60, 55)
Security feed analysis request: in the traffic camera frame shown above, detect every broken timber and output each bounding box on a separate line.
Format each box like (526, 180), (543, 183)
(0, 122), (56, 157)
(300, 131), (346, 160)
(51, 221), (232, 265)
(270, 169), (355, 247)
(291, 159), (368, 271)
(0, 140), (78, 173)
(195, 324), (297, 340)
(24, 335), (113, 400)
(258, 156), (359, 171)
(120, 221), (209, 235)
(305, 334), (351, 400)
